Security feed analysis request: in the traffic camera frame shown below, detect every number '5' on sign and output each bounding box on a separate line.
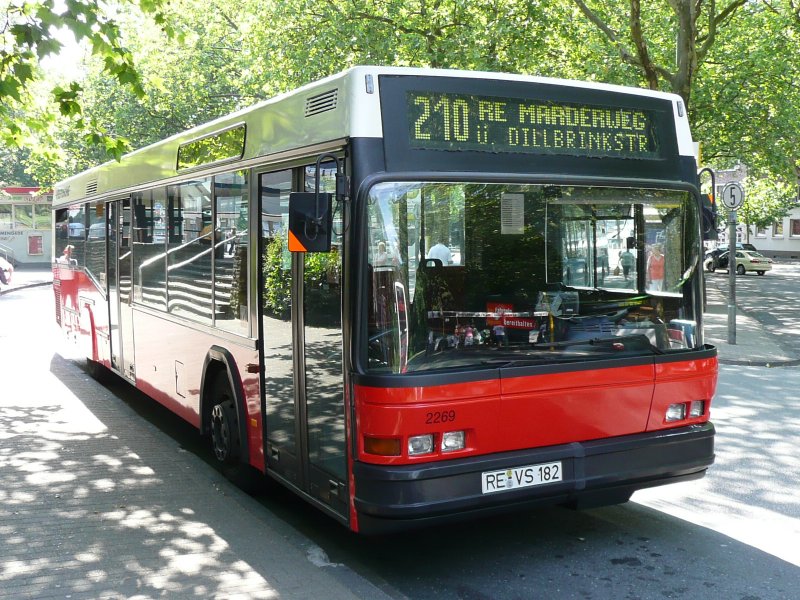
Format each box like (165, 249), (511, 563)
(721, 182), (744, 210)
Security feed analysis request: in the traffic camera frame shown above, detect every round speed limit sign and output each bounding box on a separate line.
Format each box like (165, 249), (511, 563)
(721, 182), (744, 210)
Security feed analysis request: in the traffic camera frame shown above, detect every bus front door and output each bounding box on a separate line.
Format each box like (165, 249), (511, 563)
(260, 166), (347, 519)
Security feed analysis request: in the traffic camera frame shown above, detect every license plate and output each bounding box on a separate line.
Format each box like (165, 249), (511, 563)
(481, 461), (563, 494)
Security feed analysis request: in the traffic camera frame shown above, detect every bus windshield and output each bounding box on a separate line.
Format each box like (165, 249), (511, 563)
(365, 182), (701, 373)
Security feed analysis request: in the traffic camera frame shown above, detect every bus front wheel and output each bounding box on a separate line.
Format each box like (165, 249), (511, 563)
(210, 377), (240, 465)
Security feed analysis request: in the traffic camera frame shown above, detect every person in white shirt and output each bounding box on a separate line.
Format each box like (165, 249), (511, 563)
(374, 241), (390, 266)
(427, 241), (452, 265)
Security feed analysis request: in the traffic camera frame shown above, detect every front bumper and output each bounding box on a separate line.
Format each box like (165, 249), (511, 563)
(353, 422), (714, 533)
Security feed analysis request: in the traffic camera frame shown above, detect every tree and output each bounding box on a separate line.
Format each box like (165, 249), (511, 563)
(735, 175), (796, 242)
(1, 0), (169, 166)
(0, 144), (34, 185)
(570, 0), (747, 108)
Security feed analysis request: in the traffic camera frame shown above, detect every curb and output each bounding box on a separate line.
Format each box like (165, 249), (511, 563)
(0, 280), (52, 296)
(718, 357), (800, 368)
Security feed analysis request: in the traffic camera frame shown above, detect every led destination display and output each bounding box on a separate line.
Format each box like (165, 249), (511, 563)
(407, 91), (661, 159)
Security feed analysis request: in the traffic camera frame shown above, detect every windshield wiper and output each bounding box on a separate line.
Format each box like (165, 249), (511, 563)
(480, 335), (663, 368)
(531, 334), (664, 354)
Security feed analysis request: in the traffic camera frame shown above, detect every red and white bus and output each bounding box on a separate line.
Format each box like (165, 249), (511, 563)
(53, 67), (716, 533)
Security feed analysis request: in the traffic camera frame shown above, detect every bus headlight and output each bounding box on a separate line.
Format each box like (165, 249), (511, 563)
(666, 403), (686, 422)
(441, 430), (465, 452)
(689, 400), (705, 418)
(408, 434), (434, 456)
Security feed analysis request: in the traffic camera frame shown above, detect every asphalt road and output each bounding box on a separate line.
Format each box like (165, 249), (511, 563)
(277, 367), (800, 600)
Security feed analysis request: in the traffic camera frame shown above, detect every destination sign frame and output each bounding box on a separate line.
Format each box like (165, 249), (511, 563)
(407, 91), (660, 160)
(378, 75), (682, 180)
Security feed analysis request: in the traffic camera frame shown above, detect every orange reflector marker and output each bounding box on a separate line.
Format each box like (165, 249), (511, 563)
(364, 436), (401, 456)
(288, 229), (307, 253)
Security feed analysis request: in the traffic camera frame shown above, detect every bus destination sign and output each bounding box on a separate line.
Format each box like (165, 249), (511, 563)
(407, 91), (661, 159)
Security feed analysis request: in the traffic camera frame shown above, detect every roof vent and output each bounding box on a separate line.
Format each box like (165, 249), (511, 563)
(85, 180), (98, 196)
(305, 89), (338, 117)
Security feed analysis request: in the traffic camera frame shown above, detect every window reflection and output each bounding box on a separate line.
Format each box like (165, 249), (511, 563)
(215, 171), (249, 334)
(133, 189), (167, 308)
(366, 183), (700, 374)
(167, 179), (213, 323)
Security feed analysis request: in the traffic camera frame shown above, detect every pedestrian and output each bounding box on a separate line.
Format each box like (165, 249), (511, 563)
(619, 248), (635, 281)
(427, 240), (452, 265)
(374, 241), (390, 266)
(57, 245), (76, 265)
(647, 244), (665, 291)
(492, 323), (506, 346)
(0, 255), (13, 285)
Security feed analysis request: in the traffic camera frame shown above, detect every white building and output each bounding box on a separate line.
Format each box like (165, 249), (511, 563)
(749, 205), (800, 259)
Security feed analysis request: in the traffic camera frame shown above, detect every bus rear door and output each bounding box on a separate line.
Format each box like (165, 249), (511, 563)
(107, 198), (136, 381)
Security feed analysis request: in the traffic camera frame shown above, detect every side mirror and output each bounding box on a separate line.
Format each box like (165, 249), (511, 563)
(288, 192), (333, 253)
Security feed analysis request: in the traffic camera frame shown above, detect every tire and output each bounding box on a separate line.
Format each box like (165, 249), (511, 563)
(208, 374), (261, 492)
(736, 264), (746, 275)
(757, 271), (765, 276)
(209, 376), (241, 465)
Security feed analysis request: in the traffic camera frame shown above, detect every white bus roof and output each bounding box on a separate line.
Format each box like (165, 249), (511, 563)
(53, 66), (694, 207)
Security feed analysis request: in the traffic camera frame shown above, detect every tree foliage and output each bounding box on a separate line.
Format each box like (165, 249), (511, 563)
(3, 0), (800, 210)
(1, 0), (171, 184)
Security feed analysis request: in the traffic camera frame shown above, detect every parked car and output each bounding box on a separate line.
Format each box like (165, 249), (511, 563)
(87, 222), (106, 240)
(68, 222), (86, 239)
(714, 250), (773, 275)
(704, 243), (758, 271)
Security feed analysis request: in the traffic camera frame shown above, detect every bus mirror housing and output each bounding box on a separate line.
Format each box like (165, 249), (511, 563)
(288, 153), (344, 253)
(288, 192), (333, 252)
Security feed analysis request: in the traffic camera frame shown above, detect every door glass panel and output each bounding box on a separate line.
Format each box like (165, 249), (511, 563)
(120, 198), (135, 378)
(119, 200), (132, 305)
(107, 202), (119, 370)
(85, 202), (106, 287)
(261, 170), (296, 468)
(303, 164), (346, 480)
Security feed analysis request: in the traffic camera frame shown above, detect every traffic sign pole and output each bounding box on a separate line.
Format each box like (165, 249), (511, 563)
(720, 182), (744, 345)
(728, 209), (737, 345)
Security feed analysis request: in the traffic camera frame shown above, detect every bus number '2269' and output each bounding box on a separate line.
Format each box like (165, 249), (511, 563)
(426, 410), (457, 424)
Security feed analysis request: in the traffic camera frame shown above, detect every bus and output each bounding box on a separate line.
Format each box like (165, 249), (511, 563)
(1, 187), (52, 267)
(52, 67), (717, 533)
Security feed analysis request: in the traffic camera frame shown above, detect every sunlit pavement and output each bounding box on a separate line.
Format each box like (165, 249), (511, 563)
(0, 287), (378, 600)
(634, 363), (800, 568)
(644, 264), (800, 568)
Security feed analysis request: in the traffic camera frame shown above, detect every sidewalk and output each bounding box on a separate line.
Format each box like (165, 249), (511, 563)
(0, 285), (391, 600)
(0, 264), (52, 296)
(704, 272), (800, 367)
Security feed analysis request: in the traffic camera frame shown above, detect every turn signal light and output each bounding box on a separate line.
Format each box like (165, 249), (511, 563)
(364, 436), (401, 456)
